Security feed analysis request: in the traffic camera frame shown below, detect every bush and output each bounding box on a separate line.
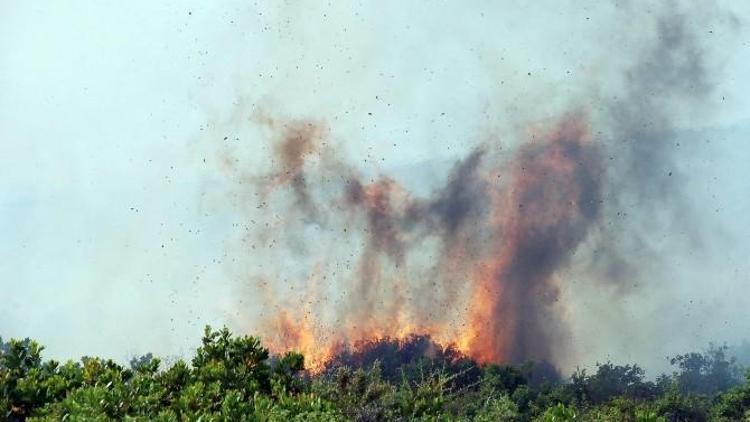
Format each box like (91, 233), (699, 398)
(1, 330), (749, 421)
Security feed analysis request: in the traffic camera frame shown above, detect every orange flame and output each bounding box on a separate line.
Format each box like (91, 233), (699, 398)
(246, 113), (601, 370)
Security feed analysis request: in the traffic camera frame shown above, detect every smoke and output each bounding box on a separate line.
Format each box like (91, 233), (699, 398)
(588, 9), (737, 288)
(472, 117), (603, 363)
(216, 110), (603, 368)
(3, 0), (749, 375)
(205, 2), (746, 372)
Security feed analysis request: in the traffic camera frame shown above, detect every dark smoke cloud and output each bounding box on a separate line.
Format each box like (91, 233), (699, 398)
(591, 6), (738, 287)
(258, 119), (330, 221)
(423, 149), (488, 239)
(502, 123), (603, 363)
(612, 14), (711, 207)
(219, 3), (739, 369)
(248, 110), (602, 365)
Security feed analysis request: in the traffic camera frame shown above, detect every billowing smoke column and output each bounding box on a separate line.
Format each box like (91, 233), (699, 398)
(216, 6), (736, 370)
(243, 113), (601, 369)
(465, 117), (602, 364)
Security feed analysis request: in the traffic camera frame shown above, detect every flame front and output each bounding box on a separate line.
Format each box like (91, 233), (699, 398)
(241, 113), (602, 371)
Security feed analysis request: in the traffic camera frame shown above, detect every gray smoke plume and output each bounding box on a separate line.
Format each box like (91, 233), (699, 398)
(209, 2), (745, 371)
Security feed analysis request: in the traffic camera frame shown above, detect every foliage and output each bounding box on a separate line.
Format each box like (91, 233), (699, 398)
(1, 329), (749, 421)
(711, 370), (750, 421)
(569, 362), (658, 405)
(538, 403), (578, 421)
(668, 344), (742, 396)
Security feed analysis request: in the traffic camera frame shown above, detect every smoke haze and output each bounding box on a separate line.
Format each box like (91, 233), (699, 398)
(2, 1), (750, 375)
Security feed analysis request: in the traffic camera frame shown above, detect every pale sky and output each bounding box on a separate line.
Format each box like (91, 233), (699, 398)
(2, 1), (750, 374)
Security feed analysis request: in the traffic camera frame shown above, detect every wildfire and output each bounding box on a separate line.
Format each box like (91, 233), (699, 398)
(242, 113), (601, 371)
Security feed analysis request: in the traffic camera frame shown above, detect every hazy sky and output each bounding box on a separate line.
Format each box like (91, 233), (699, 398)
(2, 1), (750, 374)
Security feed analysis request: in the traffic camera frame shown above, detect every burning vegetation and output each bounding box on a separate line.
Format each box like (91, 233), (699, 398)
(249, 113), (603, 371)
(211, 6), (738, 376)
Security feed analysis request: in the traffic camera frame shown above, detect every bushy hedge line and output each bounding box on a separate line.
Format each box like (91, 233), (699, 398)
(2, 327), (749, 421)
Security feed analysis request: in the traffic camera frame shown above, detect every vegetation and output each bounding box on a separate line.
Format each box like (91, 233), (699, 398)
(1, 329), (749, 421)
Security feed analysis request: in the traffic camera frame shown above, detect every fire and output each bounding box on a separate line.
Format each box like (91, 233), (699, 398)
(242, 113), (602, 371)
(462, 115), (600, 363)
